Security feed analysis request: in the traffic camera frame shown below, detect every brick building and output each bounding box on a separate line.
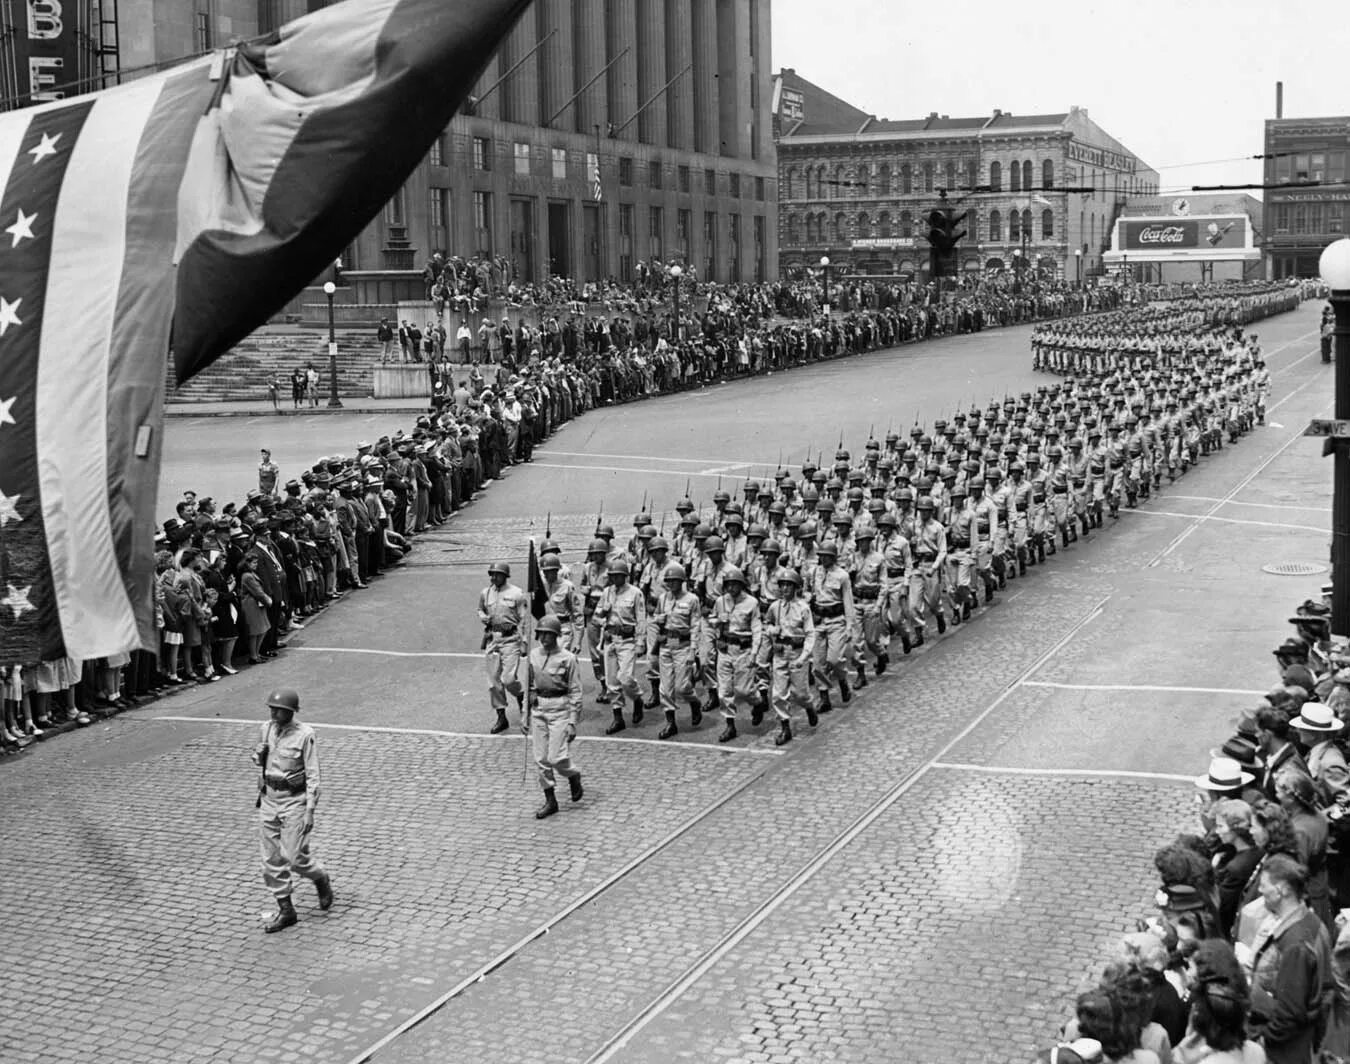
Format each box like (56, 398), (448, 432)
(773, 69), (1157, 285)
(1263, 113), (1350, 279)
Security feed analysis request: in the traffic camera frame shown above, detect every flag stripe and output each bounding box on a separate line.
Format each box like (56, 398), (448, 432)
(0, 101), (95, 661)
(106, 69), (218, 649)
(38, 81), (164, 658)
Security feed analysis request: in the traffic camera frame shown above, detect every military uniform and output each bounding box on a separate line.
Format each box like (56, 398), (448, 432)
(478, 576), (526, 725)
(527, 642), (583, 794)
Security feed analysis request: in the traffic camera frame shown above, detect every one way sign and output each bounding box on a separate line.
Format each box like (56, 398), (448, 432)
(1304, 418), (1350, 438)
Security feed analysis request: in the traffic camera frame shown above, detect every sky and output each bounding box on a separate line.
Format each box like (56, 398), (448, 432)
(770, 0), (1349, 200)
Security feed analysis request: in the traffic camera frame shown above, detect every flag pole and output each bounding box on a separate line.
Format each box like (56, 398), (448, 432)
(523, 536), (536, 783)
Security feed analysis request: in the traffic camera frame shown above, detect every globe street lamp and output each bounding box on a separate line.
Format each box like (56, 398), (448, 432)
(820, 255), (830, 315)
(322, 281), (343, 409)
(1319, 237), (1350, 650)
(670, 264), (682, 342)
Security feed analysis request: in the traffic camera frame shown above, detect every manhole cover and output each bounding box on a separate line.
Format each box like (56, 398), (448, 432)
(1262, 562), (1328, 576)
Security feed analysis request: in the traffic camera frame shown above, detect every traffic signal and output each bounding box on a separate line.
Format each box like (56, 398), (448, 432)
(926, 205), (967, 278)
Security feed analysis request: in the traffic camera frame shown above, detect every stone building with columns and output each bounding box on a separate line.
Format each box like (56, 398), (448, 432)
(339, 0), (778, 303)
(773, 69), (1157, 285)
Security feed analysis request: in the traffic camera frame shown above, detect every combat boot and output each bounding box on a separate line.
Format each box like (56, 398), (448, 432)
(595, 689), (611, 705)
(818, 691), (833, 714)
(855, 664), (868, 688)
(774, 720), (793, 746)
(646, 682), (661, 712)
(604, 706), (626, 735)
(936, 610), (947, 634)
(535, 788), (559, 819)
(314, 873), (334, 911)
(658, 710), (678, 740)
(751, 699), (766, 727)
(1037, 539), (1047, 564)
(490, 709), (510, 734)
(806, 700), (819, 726)
(689, 697), (703, 727)
(1017, 549), (1028, 577)
(875, 651), (888, 675)
(1061, 527), (1071, 549)
(962, 598), (973, 622)
(264, 896), (298, 934)
(717, 719), (738, 743)
(838, 674), (852, 704)
(568, 773), (584, 802)
(899, 630), (913, 654)
(632, 697), (644, 725)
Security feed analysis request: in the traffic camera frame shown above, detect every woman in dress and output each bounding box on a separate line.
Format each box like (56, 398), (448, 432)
(238, 554), (273, 664)
(204, 551), (239, 675)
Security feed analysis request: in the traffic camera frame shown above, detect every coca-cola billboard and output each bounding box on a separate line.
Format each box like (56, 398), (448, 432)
(1120, 216), (1248, 252)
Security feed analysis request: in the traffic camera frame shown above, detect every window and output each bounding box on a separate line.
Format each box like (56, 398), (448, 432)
(729, 172), (740, 198)
(1331, 207), (1344, 234)
(900, 163), (912, 194)
(1042, 159), (1054, 189)
(649, 206), (663, 258)
(1329, 153), (1346, 184)
(989, 209), (1002, 242)
(815, 165), (826, 198)
(1311, 154), (1326, 181)
(1274, 203), (1289, 232)
(619, 157), (633, 187)
(1022, 161), (1033, 191)
(854, 168), (867, 198)
(429, 136), (444, 167)
(989, 162), (1002, 191)
(1041, 208), (1054, 239)
(705, 168), (716, 196)
(781, 89), (804, 120)
(945, 160), (956, 191)
(877, 164), (891, 195)
(473, 190), (492, 254)
(473, 137), (491, 171)
(677, 208), (691, 257)
(619, 203), (634, 279)
(922, 161), (933, 193)
(195, 11), (211, 51)
(878, 211), (891, 238)
(1295, 154), (1310, 180)
(900, 210), (913, 238)
(384, 184), (406, 226)
(704, 211), (717, 280)
(1022, 209), (1033, 241)
(1010, 161), (1021, 192)
(512, 142), (530, 176)
(729, 214), (741, 279)
(1275, 154), (1292, 184)
(832, 165), (845, 198)
(649, 160), (662, 189)
(551, 147), (567, 181)
(755, 176), (765, 201)
(966, 160), (977, 190)
(857, 211), (869, 237)
(1309, 203), (1324, 233)
(833, 211), (845, 243)
(1293, 203), (1307, 232)
(805, 214), (816, 244)
(679, 165), (691, 194)
(429, 188), (449, 252)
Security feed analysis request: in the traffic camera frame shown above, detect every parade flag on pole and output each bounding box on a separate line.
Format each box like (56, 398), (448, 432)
(0, 0), (530, 663)
(527, 538), (549, 621)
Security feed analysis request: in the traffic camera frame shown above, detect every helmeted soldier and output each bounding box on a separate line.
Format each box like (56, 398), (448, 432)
(765, 569), (817, 745)
(479, 561), (527, 734)
(810, 540), (855, 713)
(596, 557), (647, 733)
(653, 562), (704, 739)
(712, 564), (762, 742)
(526, 615), (584, 819)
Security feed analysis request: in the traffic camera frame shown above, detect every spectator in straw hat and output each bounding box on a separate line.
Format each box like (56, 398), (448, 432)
(1290, 702), (1350, 805)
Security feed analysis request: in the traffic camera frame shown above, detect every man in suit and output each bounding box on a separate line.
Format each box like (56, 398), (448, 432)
(1258, 706), (1311, 802)
(244, 520), (287, 656)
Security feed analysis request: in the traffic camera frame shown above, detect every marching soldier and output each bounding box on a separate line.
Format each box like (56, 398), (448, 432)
(479, 561), (526, 734)
(765, 569), (817, 745)
(596, 557), (646, 733)
(579, 538), (611, 695)
(877, 511), (914, 655)
(540, 553), (582, 653)
(637, 531), (670, 710)
(653, 562), (704, 738)
(909, 496), (949, 641)
(252, 689), (333, 934)
(945, 483), (979, 622)
(810, 540), (855, 713)
(850, 526), (889, 678)
(525, 615), (584, 819)
(712, 565), (762, 742)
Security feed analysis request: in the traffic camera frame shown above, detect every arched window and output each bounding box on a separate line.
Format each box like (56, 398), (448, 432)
(900, 210), (913, 238)
(945, 160), (956, 191)
(989, 209), (1002, 241)
(786, 214), (800, 244)
(1042, 159), (1054, 189)
(877, 164), (891, 196)
(1010, 161), (1021, 192)
(833, 211), (846, 243)
(817, 165), (827, 199)
(878, 211), (892, 238)
(1022, 160), (1033, 191)
(1022, 209), (1033, 240)
(989, 161), (1002, 191)
(900, 164), (912, 194)
(804, 214), (816, 244)
(854, 167), (868, 198)
(832, 164), (845, 199)
(922, 161), (934, 193)
(1009, 210), (1021, 241)
(785, 167), (799, 199)
(966, 160), (977, 190)
(1041, 208), (1054, 239)
(857, 211), (869, 237)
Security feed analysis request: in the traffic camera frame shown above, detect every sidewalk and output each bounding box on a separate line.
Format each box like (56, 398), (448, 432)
(163, 396), (430, 418)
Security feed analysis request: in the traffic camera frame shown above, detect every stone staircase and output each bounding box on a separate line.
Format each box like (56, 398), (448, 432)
(165, 329), (385, 403)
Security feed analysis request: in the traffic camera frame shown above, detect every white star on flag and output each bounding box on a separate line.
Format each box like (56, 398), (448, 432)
(0, 395), (14, 426)
(28, 132), (60, 163)
(5, 208), (35, 247)
(0, 296), (22, 336)
(0, 489), (19, 527)
(2, 583), (34, 621)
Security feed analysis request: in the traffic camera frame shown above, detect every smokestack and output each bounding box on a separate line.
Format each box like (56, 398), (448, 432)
(1276, 81), (1283, 119)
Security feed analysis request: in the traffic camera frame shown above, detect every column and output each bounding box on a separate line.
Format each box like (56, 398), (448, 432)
(715, 0), (746, 158)
(573, 0), (608, 135)
(634, 0), (667, 146)
(690, 0), (717, 155)
(470, 54), (501, 122)
(606, 0), (638, 141)
(664, 0), (693, 151)
(502, 12), (540, 127)
(537, 0), (574, 129)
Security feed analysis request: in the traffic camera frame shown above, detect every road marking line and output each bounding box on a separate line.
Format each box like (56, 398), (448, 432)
(148, 715), (784, 755)
(289, 645), (483, 659)
(583, 596), (1109, 1064)
(699, 463), (752, 476)
(1147, 387), (1326, 567)
(536, 449), (768, 466)
(340, 762), (777, 1064)
(931, 762), (1194, 784)
(1023, 680), (1268, 696)
(1165, 495), (1331, 514)
(1127, 509), (1326, 534)
(529, 461), (739, 480)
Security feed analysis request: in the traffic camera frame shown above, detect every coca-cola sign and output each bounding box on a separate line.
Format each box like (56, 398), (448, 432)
(1119, 216), (1249, 253)
(1123, 220), (1198, 249)
(1138, 224), (1189, 244)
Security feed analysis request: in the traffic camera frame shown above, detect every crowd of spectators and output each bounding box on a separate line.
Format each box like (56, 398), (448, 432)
(1040, 591), (1350, 1064)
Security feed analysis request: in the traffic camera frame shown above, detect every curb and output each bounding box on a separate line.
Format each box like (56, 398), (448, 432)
(165, 404), (430, 418)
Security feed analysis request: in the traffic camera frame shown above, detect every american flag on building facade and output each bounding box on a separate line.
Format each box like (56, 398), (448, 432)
(0, 0), (529, 663)
(591, 154), (603, 202)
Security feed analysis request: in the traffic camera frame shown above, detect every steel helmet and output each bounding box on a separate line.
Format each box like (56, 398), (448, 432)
(743, 479), (760, 496)
(587, 538), (609, 555)
(648, 535), (670, 553)
(916, 496), (935, 511)
(540, 538), (561, 555)
(724, 511), (744, 527)
(817, 541), (838, 559)
(816, 498), (836, 515)
(663, 562), (687, 583)
(488, 561), (511, 577)
(832, 512), (853, 527)
(796, 520), (818, 541)
(896, 487), (915, 504)
(608, 557), (631, 577)
(854, 525), (876, 540)
(536, 615), (563, 636)
(596, 523), (615, 540)
(704, 535), (725, 553)
(693, 522), (713, 540)
(847, 486), (865, 501)
(722, 565), (747, 587)
(638, 524), (657, 540)
(675, 496), (695, 514)
(747, 523), (769, 540)
(633, 511), (652, 527)
(540, 554), (561, 571)
(266, 689), (301, 712)
(776, 569), (802, 588)
(713, 489), (731, 506)
(877, 512), (898, 528)
(761, 539), (783, 555)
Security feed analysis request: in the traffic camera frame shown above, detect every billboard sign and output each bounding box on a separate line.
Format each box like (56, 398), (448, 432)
(1106, 214), (1259, 263)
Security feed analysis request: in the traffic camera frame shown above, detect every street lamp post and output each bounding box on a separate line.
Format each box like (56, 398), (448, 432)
(820, 255), (830, 314)
(1320, 238), (1350, 652)
(669, 264), (682, 342)
(1075, 247), (1082, 287)
(322, 281), (343, 409)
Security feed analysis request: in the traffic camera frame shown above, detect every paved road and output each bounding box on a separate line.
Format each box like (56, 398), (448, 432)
(0, 302), (1335, 1063)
